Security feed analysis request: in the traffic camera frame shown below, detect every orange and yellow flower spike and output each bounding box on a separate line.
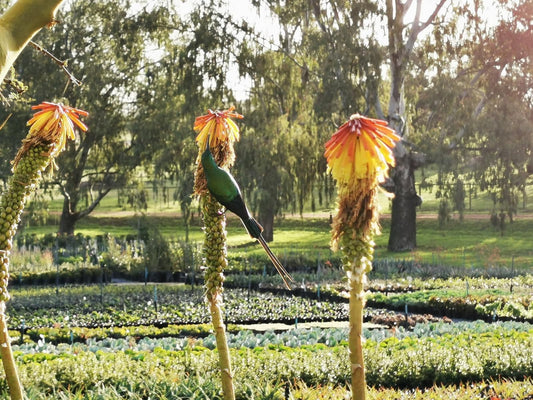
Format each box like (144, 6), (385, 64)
(325, 113), (400, 185)
(0, 100), (87, 400)
(13, 102), (88, 168)
(324, 113), (399, 400)
(193, 106), (242, 400)
(194, 106), (243, 150)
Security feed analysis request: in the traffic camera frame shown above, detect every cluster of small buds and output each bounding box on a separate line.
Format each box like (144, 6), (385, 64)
(0, 251), (9, 302)
(340, 230), (374, 290)
(202, 194), (229, 303)
(0, 144), (52, 301)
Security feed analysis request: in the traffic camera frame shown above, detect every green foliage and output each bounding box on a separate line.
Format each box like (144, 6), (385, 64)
(6, 285), (351, 329)
(412, 1), (533, 233)
(6, 377), (528, 400)
(293, 378), (533, 400)
(367, 287), (532, 321)
(16, 211), (533, 276)
(475, 299), (533, 320)
(142, 221), (176, 273)
(438, 199), (451, 228)
(100, 234), (141, 273)
(20, 320), (530, 352)
(18, 323), (240, 346)
(4, 322), (533, 396)
(1, 0), (189, 234)
(367, 275), (533, 293)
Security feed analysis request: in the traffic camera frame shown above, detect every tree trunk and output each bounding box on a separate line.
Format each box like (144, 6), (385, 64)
(384, 0), (447, 251)
(387, 90), (419, 251)
(386, 20), (420, 252)
(388, 151), (419, 251)
(258, 205), (275, 242)
(58, 199), (79, 235)
(258, 169), (279, 242)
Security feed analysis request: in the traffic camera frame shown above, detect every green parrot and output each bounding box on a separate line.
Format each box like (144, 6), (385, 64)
(201, 141), (294, 290)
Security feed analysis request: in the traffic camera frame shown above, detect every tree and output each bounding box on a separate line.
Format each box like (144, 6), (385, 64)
(411, 0), (533, 232)
(464, 0), (533, 227)
(233, 1), (385, 240)
(235, 45), (319, 241)
(131, 0), (239, 239)
(8, 0), (176, 234)
(244, 1), (450, 250)
(306, 0), (385, 118)
(384, 0), (448, 251)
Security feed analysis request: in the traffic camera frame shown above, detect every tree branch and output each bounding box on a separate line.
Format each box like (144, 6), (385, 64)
(310, 0), (330, 36)
(404, 0), (414, 12)
(419, 0), (447, 31)
(405, 0), (447, 62)
(57, 182), (73, 215)
(78, 187), (112, 219)
(28, 41), (82, 86)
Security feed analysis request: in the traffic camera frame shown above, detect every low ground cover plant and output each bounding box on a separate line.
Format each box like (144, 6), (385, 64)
(13, 320), (532, 352)
(3, 277), (532, 398)
(5, 321), (532, 397)
(7, 286), (353, 328)
(367, 288), (533, 321)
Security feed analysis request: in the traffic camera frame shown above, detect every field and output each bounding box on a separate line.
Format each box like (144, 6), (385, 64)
(2, 185), (532, 399)
(2, 280), (532, 399)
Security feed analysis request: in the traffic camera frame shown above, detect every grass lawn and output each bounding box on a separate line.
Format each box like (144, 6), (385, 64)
(19, 206), (533, 272)
(15, 176), (533, 271)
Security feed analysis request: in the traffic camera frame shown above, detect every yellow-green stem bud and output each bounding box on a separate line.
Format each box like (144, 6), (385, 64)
(0, 144), (51, 301)
(201, 193), (228, 303)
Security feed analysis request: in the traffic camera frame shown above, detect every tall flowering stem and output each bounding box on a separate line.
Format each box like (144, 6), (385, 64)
(0, 102), (87, 400)
(193, 107), (242, 400)
(325, 114), (399, 400)
(0, 0), (65, 83)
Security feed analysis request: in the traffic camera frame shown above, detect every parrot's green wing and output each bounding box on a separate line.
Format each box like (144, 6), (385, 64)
(205, 167), (241, 204)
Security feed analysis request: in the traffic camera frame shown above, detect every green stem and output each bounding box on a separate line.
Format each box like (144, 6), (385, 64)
(202, 193), (235, 400)
(0, 303), (22, 400)
(209, 300), (234, 399)
(342, 233), (374, 400)
(349, 278), (366, 400)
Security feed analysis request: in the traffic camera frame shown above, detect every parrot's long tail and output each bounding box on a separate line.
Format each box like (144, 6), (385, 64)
(242, 217), (263, 239)
(257, 235), (295, 290)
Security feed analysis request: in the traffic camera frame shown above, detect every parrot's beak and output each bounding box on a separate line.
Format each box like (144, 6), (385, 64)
(205, 135), (210, 152)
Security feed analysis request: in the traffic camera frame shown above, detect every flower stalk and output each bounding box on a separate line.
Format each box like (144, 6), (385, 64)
(193, 107), (242, 400)
(0, 102), (87, 400)
(0, 0), (65, 83)
(202, 192), (234, 399)
(325, 114), (399, 400)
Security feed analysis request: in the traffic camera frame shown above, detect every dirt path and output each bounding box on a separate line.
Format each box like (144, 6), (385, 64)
(290, 211), (533, 220)
(238, 320), (387, 332)
(85, 210), (533, 221)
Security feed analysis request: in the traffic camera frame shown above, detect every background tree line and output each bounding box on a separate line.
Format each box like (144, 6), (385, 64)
(0, 0), (531, 250)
